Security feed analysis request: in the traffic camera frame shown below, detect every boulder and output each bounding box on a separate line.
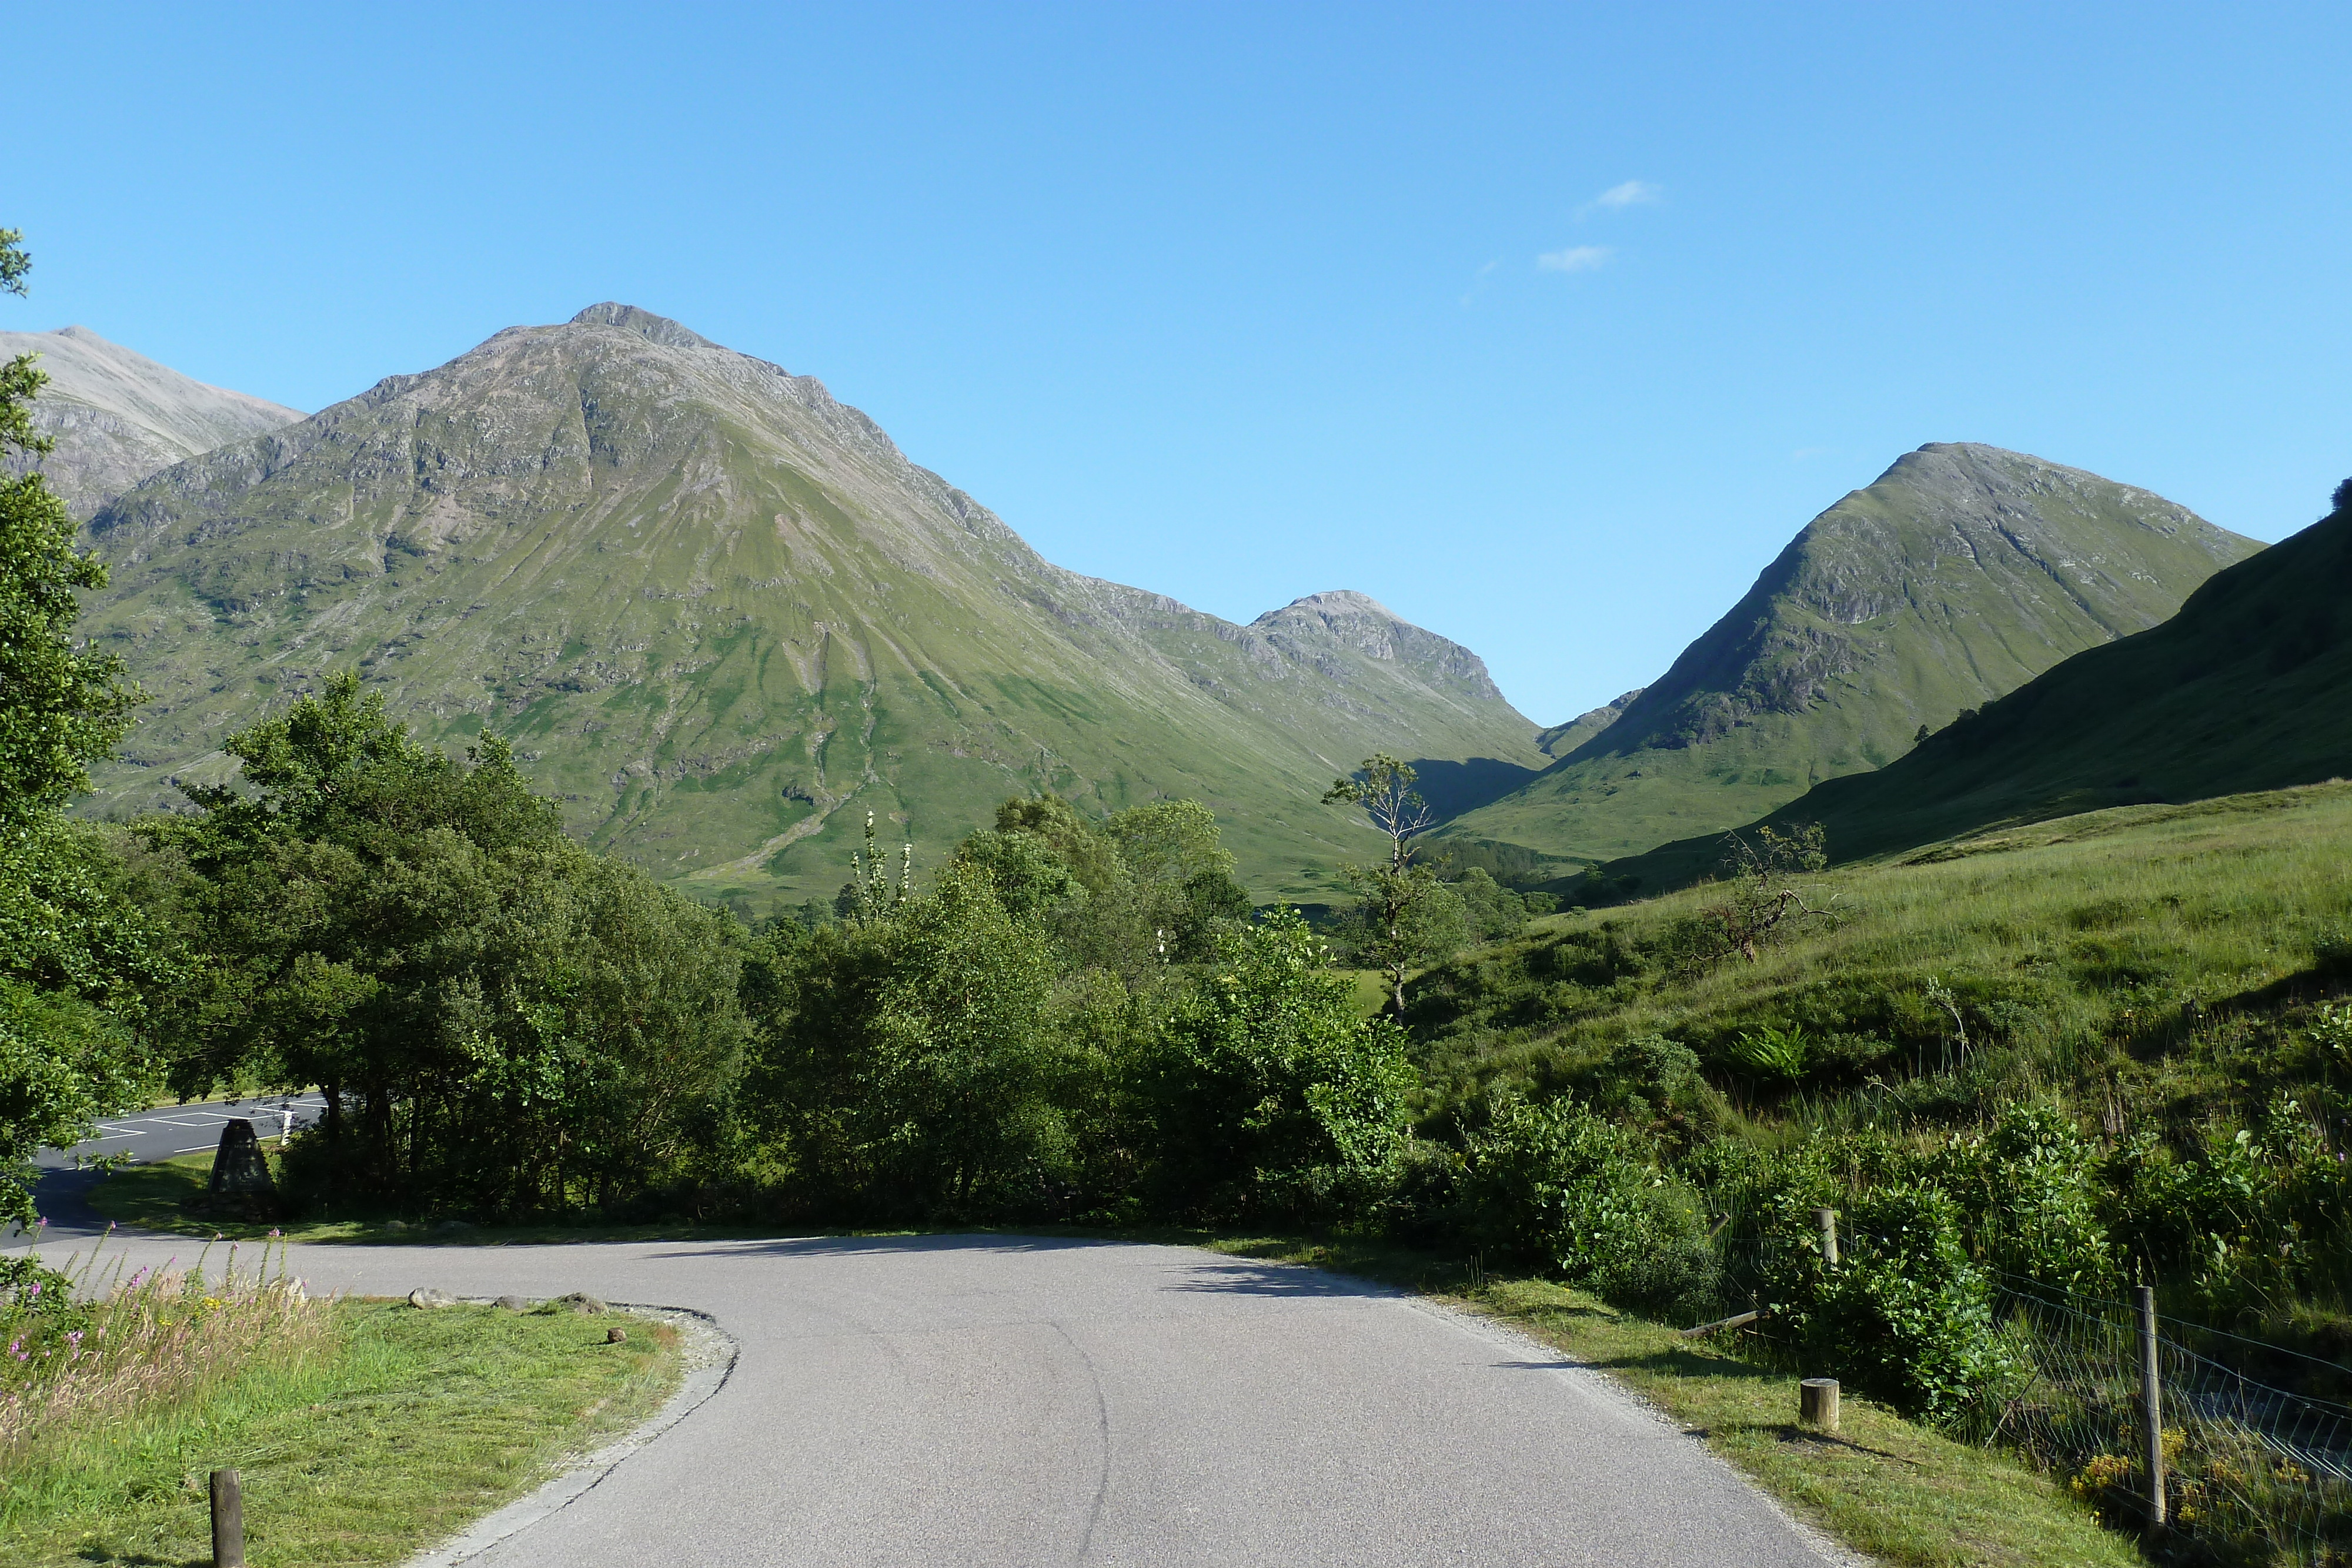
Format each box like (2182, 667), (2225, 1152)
(493, 1295), (530, 1312)
(407, 1287), (458, 1309)
(551, 1292), (608, 1315)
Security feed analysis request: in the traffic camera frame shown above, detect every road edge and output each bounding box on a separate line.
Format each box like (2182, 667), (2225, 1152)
(401, 1303), (739, 1568)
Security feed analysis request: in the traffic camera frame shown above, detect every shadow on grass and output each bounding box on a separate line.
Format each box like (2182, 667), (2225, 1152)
(1582, 1345), (1786, 1384)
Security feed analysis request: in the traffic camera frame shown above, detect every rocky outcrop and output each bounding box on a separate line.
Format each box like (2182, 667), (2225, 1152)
(1, 326), (301, 516)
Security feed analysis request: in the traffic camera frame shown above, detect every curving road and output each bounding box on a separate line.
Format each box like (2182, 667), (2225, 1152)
(29, 1214), (1845, 1567)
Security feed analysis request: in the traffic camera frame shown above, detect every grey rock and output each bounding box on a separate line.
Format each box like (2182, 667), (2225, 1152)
(0, 325), (301, 517)
(494, 1294), (530, 1312)
(605, 1326), (628, 1343)
(407, 1287), (458, 1309)
(551, 1292), (608, 1315)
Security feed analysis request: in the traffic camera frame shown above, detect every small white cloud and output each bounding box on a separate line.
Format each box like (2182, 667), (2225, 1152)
(1459, 259), (1501, 307)
(1537, 245), (1612, 274)
(1594, 179), (1663, 209)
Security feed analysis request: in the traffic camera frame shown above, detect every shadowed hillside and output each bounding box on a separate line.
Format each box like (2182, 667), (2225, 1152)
(1599, 480), (2352, 891)
(1442, 444), (2261, 869)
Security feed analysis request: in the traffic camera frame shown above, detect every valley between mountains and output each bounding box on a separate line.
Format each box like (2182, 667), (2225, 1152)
(27, 301), (2324, 905)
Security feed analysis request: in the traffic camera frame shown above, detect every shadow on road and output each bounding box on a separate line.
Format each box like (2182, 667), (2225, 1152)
(644, 1233), (1402, 1298)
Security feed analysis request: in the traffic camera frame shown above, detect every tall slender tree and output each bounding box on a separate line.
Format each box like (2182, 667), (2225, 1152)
(1323, 755), (1462, 1015)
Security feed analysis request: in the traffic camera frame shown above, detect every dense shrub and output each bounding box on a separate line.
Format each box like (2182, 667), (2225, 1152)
(1459, 1094), (1713, 1318)
(745, 862), (1068, 1221)
(1933, 1102), (2118, 1295)
(1755, 1176), (2012, 1423)
(1137, 910), (1414, 1222)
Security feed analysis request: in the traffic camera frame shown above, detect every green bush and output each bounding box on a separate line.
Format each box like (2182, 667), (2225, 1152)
(1136, 909), (1415, 1222)
(1459, 1094), (1713, 1319)
(1933, 1102), (2117, 1296)
(1760, 1180), (2012, 1425)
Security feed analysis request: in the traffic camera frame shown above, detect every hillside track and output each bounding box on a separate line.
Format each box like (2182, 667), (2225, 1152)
(30, 1228), (1842, 1567)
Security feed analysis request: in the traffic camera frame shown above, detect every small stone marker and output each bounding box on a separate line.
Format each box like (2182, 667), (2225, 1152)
(1800, 1377), (1840, 1432)
(407, 1287), (458, 1309)
(606, 1326), (628, 1343)
(202, 1120), (280, 1219)
(210, 1120), (275, 1196)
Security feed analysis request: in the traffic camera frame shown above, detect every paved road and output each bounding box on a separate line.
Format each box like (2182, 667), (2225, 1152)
(24, 1093), (325, 1233)
(31, 1223), (1845, 1568)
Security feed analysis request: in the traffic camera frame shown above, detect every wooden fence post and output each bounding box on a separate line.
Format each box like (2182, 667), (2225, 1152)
(1813, 1206), (1839, 1267)
(211, 1468), (245, 1567)
(2137, 1285), (2167, 1532)
(1800, 1378), (1840, 1432)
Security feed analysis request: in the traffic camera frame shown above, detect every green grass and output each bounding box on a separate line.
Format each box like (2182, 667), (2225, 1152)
(1409, 781), (2352, 1136)
(1484, 1279), (2143, 1567)
(0, 1300), (681, 1567)
(1182, 1233), (2140, 1568)
(85, 1153), (781, 1247)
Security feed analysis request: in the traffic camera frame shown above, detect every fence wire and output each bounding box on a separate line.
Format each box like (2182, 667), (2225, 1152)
(1990, 1282), (2352, 1566)
(1694, 1222), (2351, 1563)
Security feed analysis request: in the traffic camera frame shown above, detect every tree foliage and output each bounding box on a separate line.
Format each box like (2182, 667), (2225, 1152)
(1324, 755), (1461, 1013)
(0, 230), (158, 1221)
(143, 673), (743, 1215)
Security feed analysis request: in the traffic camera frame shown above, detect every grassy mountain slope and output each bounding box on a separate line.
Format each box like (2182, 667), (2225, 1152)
(1, 325), (302, 516)
(1439, 444), (2261, 868)
(1602, 484), (2352, 889)
(78, 304), (1539, 910)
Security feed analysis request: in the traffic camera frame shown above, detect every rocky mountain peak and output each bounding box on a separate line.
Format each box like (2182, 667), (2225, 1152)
(0, 325), (302, 516)
(566, 302), (719, 351)
(1255, 589), (1400, 624)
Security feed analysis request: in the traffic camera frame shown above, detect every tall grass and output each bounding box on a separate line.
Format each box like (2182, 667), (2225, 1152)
(0, 1230), (330, 1460)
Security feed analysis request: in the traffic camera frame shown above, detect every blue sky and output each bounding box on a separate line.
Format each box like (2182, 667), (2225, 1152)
(11, 2), (2348, 725)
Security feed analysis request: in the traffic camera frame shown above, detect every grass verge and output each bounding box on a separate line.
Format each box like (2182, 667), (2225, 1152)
(82, 1154), (771, 1246)
(0, 1298), (681, 1567)
(1194, 1233), (2147, 1568)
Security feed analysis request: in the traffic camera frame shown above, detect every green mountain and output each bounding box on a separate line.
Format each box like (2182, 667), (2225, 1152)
(1439, 443), (2261, 868)
(1, 325), (302, 517)
(78, 304), (1539, 910)
(1603, 480), (2352, 885)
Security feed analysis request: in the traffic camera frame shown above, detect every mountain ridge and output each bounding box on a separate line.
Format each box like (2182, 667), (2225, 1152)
(78, 305), (1539, 909)
(1, 325), (302, 516)
(1595, 480), (2352, 888)
(1438, 443), (2262, 868)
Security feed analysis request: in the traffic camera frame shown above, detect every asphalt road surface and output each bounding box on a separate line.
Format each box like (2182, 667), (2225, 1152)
(31, 1220), (1846, 1568)
(25, 1093), (325, 1233)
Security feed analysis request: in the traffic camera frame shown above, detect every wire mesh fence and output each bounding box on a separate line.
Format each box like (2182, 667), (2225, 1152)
(1689, 1218), (2352, 1563)
(1992, 1281), (2352, 1566)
